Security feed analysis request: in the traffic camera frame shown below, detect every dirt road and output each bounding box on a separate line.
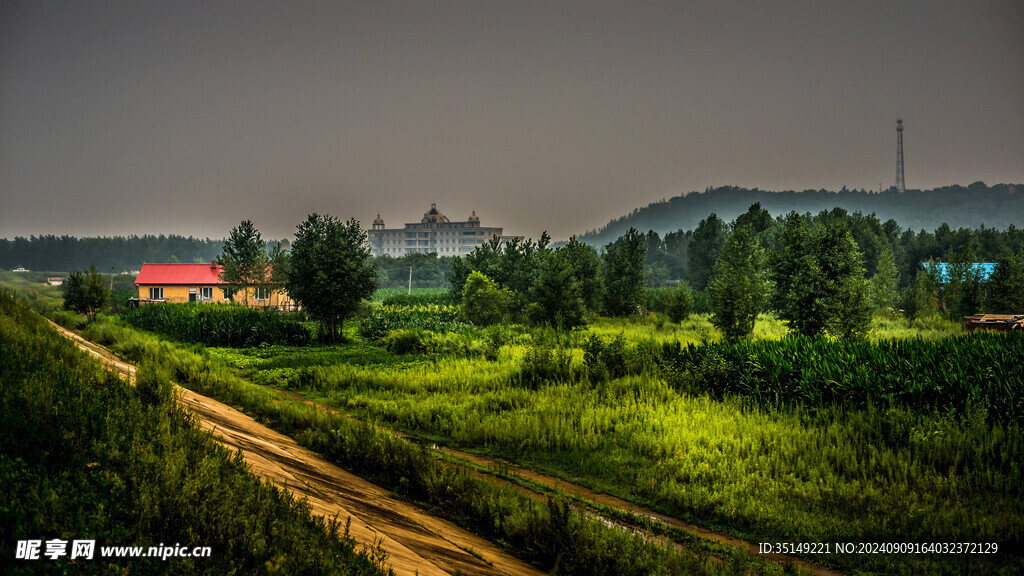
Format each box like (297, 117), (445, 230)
(48, 320), (545, 576)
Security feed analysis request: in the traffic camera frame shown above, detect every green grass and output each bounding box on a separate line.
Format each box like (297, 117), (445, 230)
(8, 289), (774, 576)
(0, 290), (390, 575)
(869, 313), (963, 341)
(202, 316), (1022, 576)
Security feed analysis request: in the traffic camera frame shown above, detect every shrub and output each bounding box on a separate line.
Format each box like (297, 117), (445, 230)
(514, 346), (579, 389)
(382, 329), (426, 355)
(646, 285), (693, 323)
(461, 271), (511, 326)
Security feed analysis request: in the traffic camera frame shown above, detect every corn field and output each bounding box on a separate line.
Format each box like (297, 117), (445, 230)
(359, 304), (471, 340)
(663, 333), (1024, 422)
(122, 302), (310, 347)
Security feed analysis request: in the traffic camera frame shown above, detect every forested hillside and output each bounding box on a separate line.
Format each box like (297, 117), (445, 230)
(579, 182), (1023, 247)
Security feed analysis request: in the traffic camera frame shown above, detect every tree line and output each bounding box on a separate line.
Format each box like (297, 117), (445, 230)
(639, 204), (1024, 293)
(447, 204), (1024, 339)
(0, 234), (229, 272)
(580, 182), (1024, 247)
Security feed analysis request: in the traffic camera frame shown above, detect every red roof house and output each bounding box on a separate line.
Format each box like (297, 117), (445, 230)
(134, 262), (292, 308)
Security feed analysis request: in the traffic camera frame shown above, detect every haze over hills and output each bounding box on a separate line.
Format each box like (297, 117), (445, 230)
(576, 183), (1024, 247)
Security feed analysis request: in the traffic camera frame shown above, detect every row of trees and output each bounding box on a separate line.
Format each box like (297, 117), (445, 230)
(637, 203), (1024, 294)
(705, 208), (1024, 341)
(218, 216), (376, 341)
(448, 231), (662, 329)
(2, 234), (231, 272)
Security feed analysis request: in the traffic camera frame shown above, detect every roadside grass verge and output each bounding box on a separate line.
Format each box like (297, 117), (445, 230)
(0, 290), (390, 575)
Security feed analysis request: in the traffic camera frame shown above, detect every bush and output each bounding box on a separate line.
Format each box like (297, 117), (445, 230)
(136, 362), (174, 407)
(646, 285), (693, 322)
(461, 271), (511, 326)
(381, 329), (426, 355)
(514, 346), (579, 389)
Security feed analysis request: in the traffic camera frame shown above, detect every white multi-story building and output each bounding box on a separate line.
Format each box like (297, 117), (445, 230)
(368, 204), (523, 256)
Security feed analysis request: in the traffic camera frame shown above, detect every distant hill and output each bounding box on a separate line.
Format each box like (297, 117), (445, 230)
(577, 182), (1024, 246)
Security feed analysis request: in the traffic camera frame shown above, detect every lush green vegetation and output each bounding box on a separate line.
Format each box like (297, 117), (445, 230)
(28, 305), (778, 576)
(359, 304), (472, 341)
(0, 290), (389, 575)
(122, 302), (311, 347)
(201, 318), (1022, 576)
(379, 289), (454, 306)
(5, 204), (1021, 576)
(663, 333), (1024, 421)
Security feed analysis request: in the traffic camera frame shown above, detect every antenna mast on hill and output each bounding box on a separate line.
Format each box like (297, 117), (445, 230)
(895, 119), (906, 193)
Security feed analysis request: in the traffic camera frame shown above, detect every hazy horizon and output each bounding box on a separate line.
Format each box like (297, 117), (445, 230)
(3, 1), (1023, 242)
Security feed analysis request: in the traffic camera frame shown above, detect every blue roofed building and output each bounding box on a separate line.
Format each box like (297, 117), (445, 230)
(923, 262), (997, 284)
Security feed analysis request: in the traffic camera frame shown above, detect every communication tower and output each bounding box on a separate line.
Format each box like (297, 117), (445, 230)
(895, 119), (906, 193)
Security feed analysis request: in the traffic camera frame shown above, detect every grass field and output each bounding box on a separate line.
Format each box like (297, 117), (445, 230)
(2, 282), (785, 576)
(3, 273), (1015, 575)
(203, 313), (1019, 576)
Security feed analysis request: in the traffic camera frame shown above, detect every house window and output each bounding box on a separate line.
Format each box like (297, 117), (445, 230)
(149, 287), (164, 299)
(254, 287), (270, 300)
(198, 287), (213, 300)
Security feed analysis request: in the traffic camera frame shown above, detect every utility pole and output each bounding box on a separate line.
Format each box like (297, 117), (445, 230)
(408, 266), (412, 295)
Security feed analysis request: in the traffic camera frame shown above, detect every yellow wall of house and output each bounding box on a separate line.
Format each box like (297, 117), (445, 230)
(136, 285), (291, 308)
(230, 286), (291, 308)
(137, 285), (226, 304)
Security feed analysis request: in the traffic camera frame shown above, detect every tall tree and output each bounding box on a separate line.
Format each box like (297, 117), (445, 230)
(816, 226), (872, 338)
(219, 220), (267, 306)
(687, 214), (726, 290)
(900, 267), (939, 321)
(561, 236), (602, 311)
(286, 214), (377, 342)
(63, 264), (110, 321)
(708, 227), (766, 341)
(870, 246), (900, 313)
(529, 251), (586, 329)
(941, 242), (984, 319)
(769, 212), (811, 319)
(773, 218), (871, 338)
(986, 250), (1024, 313)
(602, 227), (646, 316)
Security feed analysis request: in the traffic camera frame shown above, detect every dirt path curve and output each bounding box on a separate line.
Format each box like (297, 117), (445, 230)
(271, 385), (846, 576)
(46, 320), (545, 576)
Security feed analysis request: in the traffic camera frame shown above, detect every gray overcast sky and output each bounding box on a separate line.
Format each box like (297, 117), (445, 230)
(2, 0), (1022, 241)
